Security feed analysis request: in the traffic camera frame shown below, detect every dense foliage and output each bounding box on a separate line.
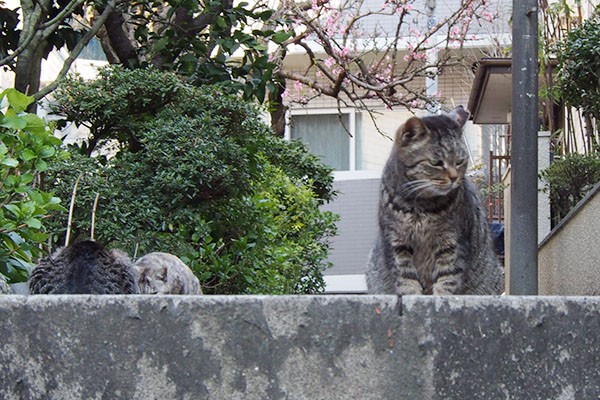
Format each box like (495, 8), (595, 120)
(540, 153), (600, 227)
(48, 66), (337, 294)
(554, 16), (600, 150)
(555, 17), (600, 120)
(0, 89), (66, 283)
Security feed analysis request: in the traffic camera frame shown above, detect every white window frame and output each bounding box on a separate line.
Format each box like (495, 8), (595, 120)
(285, 108), (357, 171)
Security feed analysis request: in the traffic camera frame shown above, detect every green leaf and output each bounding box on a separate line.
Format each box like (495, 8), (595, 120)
(271, 30), (294, 44)
(47, 136), (62, 146)
(0, 116), (27, 130)
(27, 190), (43, 204)
(258, 10), (275, 21)
(26, 231), (48, 243)
(215, 16), (227, 28)
(24, 217), (41, 229)
(20, 173), (33, 184)
(1, 158), (19, 167)
(4, 204), (21, 217)
(4, 175), (17, 187)
(39, 146), (56, 158)
(154, 37), (169, 52)
(3, 89), (34, 113)
(34, 159), (48, 171)
(20, 149), (36, 161)
(22, 114), (47, 134)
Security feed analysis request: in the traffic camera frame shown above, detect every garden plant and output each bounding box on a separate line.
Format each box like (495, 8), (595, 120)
(46, 66), (338, 294)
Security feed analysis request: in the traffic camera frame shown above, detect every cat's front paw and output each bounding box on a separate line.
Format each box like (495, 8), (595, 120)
(395, 280), (424, 295)
(432, 285), (457, 295)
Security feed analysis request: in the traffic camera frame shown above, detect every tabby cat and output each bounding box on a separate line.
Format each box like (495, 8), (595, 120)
(29, 241), (139, 294)
(366, 106), (504, 295)
(134, 252), (202, 295)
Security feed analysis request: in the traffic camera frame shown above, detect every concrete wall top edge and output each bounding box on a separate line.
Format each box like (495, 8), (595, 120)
(3, 293), (600, 310)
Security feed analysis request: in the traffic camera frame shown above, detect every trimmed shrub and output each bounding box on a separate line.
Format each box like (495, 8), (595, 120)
(47, 66), (337, 294)
(540, 152), (600, 226)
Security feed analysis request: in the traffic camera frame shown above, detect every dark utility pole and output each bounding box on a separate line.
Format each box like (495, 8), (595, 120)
(510, 1), (538, 294)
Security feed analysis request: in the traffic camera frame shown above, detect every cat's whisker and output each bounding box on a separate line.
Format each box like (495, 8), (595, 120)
(398, 180), (433, 197)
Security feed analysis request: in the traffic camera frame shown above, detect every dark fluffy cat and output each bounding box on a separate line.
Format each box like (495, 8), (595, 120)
(366, 106), (504, 295)
(29, 241), (139, 294)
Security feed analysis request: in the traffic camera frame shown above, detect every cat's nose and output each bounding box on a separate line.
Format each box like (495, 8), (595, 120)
(447, 168), (458, 182)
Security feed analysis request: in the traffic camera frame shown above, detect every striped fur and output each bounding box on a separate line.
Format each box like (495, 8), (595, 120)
(29, 241), (139, 294)
(134, 252), (202, 295)
(366, 107), (504, 295)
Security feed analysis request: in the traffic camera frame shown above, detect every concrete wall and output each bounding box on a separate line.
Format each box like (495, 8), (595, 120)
(538, 183), (600, 295)
(2, 295), (599, 399)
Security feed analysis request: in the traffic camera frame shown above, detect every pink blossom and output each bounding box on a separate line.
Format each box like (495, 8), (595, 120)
(281, 88), (291, 98)
(324, 57), (336, 68)
(294, 81), (303, 91)
(336, 46), (351, 57)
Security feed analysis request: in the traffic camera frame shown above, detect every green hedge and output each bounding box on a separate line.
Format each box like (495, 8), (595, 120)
(47, 66), (338, 294)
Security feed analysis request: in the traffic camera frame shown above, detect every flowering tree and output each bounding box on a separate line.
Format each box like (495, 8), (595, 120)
(266, 0), (501, 133)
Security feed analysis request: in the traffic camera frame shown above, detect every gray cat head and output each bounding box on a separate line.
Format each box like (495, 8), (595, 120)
(393, 106), (470, 199)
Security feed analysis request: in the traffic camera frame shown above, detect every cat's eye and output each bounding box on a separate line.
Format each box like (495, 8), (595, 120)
(456, 158), (466, 165)
(428, 159), (443, 167)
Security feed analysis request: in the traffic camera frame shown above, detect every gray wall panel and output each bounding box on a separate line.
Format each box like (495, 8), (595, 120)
(322, 177), (381, 276)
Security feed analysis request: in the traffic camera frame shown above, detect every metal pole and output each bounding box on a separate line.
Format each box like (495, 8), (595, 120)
(510, 0), (538, 294)
(426, 0), (439, 114)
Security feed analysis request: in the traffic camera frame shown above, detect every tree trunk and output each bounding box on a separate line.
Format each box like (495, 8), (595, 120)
(13, 0), (48, 99)
(103, 11), (139, 67)
(269, 82), (287, 138)
(14, 38), (45, 113)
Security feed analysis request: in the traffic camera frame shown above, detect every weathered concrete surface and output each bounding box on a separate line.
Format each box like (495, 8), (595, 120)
(1, 295), (599, 399)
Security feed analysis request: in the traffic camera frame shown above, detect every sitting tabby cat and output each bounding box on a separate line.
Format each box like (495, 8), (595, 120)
(29, 241), (139, 294)
(366, 106), (504, 295)
(134, 252), (202, 295)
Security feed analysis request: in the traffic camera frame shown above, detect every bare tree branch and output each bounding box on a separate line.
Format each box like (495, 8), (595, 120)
(34, 0), (119, 100)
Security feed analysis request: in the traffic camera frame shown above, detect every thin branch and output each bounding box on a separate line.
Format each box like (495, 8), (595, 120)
(39, 0), (85, 31)
(65, 173), (83, 247)
(90, 192), (100, 241)
(33, 0), (119, 101)
(0, 16), (39, 67)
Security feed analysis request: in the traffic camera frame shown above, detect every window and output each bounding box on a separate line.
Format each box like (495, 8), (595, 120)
(79, 38), (107, 61)
(287, 110), (357, 171)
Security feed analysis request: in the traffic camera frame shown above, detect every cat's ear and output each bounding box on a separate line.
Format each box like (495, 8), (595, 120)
(448, 105), (469, 128)
(396, 117), (427, 147)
